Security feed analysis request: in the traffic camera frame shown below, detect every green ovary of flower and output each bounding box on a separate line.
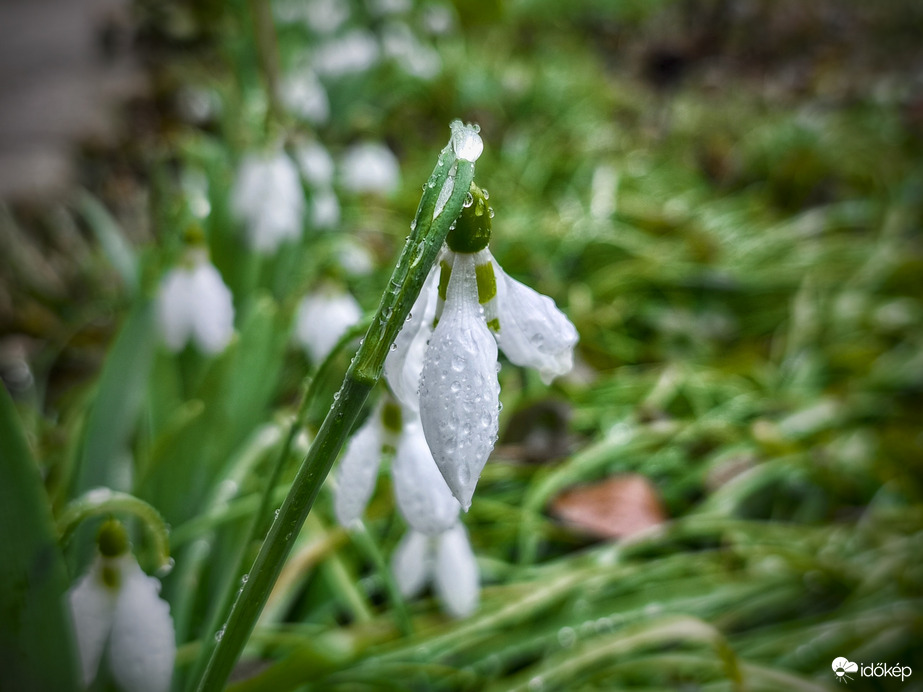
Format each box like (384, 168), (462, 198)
(445, 183), (492, 253)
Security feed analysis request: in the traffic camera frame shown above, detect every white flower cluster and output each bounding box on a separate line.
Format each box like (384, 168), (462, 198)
(333, 122), (578, 618)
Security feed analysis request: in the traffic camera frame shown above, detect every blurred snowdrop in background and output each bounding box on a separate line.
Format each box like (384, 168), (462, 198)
(231, 150), (305, 253)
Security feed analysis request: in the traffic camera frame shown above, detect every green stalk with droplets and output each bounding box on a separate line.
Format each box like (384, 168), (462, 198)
(194, 129), (478, 692)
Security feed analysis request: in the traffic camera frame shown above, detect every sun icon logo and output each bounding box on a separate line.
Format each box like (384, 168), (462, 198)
(832, 657), (859, 683)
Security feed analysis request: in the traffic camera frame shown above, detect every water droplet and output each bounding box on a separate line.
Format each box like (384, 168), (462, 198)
(488, 207), (495, 218)
(482, 188), (490, 200)
(557, 626), (576, 648)
(383, 307), (393, 319)
(410, 219), (417, 231)
(451, 354), (465, 372)
(215, 626), (226, 642)
(450, 380), (461, 393)
(390, 343), (398, 352)
(406, 312), (413, 321)
(450, 121), (484, 162)
(241, 573), (249, 584)
(528, 676), (544, 692)
(463, 192), (474, 207)
(157, 557), (176, 577)
(274, 508), (281, 519)
(333, 391), (340, 401)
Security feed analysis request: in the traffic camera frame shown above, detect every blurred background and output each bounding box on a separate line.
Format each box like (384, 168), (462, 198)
(2, 0), (922, 690)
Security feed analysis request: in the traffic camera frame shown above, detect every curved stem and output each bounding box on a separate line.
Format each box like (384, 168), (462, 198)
(57, 487), (171, 571)
(195, 141), (476, 692)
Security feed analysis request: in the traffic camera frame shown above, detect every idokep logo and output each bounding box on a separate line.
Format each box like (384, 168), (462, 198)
(832, 658), (858, 683)
(832, 657), (913, 684)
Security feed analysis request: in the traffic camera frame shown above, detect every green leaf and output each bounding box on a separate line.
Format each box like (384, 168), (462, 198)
(73, 300), (157, 494)
(0, 385), (79, 691)
(77, 189), (139, 292)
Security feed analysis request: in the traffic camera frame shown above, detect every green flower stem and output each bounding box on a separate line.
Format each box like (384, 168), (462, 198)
(186, 318), (372, 690)
(195, 148), (476, 692)
(56, 487), (171, 571)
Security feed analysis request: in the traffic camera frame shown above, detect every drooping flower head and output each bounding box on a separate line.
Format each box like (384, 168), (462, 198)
(231, 149), (305, 253)
(386, 182), (579, 509)
(155, 244), (235, 355)
(68, 519), (176, 692)
(294, 286), (362, 364)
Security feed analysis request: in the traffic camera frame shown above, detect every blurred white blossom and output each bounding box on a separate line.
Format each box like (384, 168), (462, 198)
(231, 150), (305, 253)
(381, 22), (441, 80)
(296, 142), (335, 187)
(313, 30), (380, 77)
(391, 523), (479, 618)
(304, 0), (350, 33)
(294, 288), (362, 363)
(339, 142), (400, 195)
(281, 69), (330, 124)
(156, 249), (234, 355)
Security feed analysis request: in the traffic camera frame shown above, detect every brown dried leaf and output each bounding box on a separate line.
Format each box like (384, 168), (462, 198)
(551, 474), (668, 540)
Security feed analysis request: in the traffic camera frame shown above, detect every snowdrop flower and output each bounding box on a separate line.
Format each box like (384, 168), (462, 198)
(230, 150), (304, 253)
(339, 142), (400, 195)
(296, 141), (335, 187)
(281, 69), (330, 125)
(385, 182), (578, 509)
(294, 142), (341, 229)
(391, 523), (479, 618)
(303, 0), (350, 34)
(294, 287), (362, 363)
(156, 247), (234, 355)
(68, 520), (175, 692)
(381, 22), (441, 80)
(334, 397), (460, 535)
(313, 30), (380, 78)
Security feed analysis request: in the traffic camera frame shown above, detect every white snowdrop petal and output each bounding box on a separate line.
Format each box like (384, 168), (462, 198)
(493, 259), (578, 384)
(296, 142), (335, 187)
(384, 264), (438, 408)
(155, 270), (194, 352)
(189, 263), (235, 355)
(281, 70), (330, 124)
(433, 523), (479, 618)
(68, 557), (117, 688)
(108, 557), (176, 692)
(339, 142), (400, 195)
(231, 152), (305, 253)
(313, 30), (380, 77)
(419, 253), (499, 510)
(333, 412), (384, 526)
(392, 415), (460, 534)
(391, 530), (432, 599)
(295, 290), (362, 363)
(310, 187), (341, 229)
